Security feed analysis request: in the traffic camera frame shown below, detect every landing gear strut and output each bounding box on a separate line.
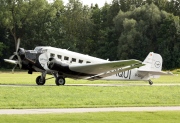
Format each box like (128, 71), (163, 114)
(148, 79), (153, 85)
(36, 71), (46, 85)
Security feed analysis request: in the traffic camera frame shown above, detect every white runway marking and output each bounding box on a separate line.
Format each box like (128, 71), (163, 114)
(0, 107), (180, 115)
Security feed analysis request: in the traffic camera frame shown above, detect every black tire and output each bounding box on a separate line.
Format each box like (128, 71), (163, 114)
(55, 76), (65, 86)
(149, 80), (153, 85)
(36, 76), (46, 85)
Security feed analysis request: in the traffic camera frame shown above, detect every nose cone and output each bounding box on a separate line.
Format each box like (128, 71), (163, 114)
(18, 48), (25, 56)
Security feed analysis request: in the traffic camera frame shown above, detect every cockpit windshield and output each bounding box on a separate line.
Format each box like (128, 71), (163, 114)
(34, 47), (48, 53)
(34, 47), (43, 52)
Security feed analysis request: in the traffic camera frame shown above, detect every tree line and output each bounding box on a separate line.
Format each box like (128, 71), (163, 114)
(0, 0), (180, 69)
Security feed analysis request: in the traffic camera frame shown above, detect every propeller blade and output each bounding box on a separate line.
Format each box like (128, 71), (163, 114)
(4, 59), (18, 64)
(12, 64), (17, 73)
(17, 55), (22, 68)
(9, 55), (15, 60)
(16, 38), (21, 52)
(6, 38), (23, 70)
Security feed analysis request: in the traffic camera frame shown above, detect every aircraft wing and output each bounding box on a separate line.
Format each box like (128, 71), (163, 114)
(85, 63), (144, 80)
(69, 59), (142, 75)
(48, 58), (143, 78)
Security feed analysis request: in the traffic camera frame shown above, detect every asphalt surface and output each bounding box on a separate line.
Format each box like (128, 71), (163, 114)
(0, 107), (180, 114)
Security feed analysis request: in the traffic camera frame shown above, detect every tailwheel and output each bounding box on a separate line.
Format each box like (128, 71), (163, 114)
(55, 76), (65, 86)
(148, 79), (153, 85)
(36, 76), (46, 85)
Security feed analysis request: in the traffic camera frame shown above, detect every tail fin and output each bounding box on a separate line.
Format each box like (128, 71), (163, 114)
(139, 52), (162, 72)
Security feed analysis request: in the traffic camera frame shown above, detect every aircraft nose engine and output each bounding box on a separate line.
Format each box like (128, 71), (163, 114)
(47, 58), (69, 71)
(4, 38), (25, 71)
(18, 48), (25, 56)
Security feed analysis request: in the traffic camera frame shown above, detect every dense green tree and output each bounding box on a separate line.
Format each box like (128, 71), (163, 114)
(60, 0), (93, 53)
(0, 42), (5, 57)
(0, 26), (6, 56)
(89, 4), (101, 57)
(22, 0), (64, 49)
(0, 0), (180, 69)
(157, 15), (180, 69)
(114, 3), (180, 69)
(90, 1), (121, 60)
(165, 0), (180, 16)
(0, 0), (50, 50)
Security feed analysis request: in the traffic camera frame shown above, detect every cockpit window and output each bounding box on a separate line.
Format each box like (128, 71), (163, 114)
(42, 49), (47, 53)
(34, 47), (48, 54)
(34, 47), (42, 51)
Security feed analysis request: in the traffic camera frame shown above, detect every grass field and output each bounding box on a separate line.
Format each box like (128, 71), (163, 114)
(0, 72), (180, 109)
(0, 71), (179, 85)
(0, 71), (180, 122)
(0, 85), (180, 108)
(0, 111), (180, 123)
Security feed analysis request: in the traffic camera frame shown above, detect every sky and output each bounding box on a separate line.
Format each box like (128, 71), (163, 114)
(63, 0), (112, 7)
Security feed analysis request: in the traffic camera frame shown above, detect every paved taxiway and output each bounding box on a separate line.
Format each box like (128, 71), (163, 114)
(0, 107), (180, 114)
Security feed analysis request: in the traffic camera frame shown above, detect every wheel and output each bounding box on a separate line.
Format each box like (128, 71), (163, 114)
(36, 76), (46, 85)
(148, 80), (153, 85)
(55, 76), (65, 86)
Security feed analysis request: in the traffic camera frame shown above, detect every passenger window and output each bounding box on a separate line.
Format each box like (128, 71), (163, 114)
(86, 61), (91, 63)
(72, 58), (76, 62)
(64, 56), (69, 61)
(79, 59), (83, 63)
(57, 55), (62, 59)
(50, 53), (55, 58)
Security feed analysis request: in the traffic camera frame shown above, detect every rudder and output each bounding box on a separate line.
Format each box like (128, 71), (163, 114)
(139, 52), (162, 71)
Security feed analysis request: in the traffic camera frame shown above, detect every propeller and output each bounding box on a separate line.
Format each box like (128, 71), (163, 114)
(5, 38), (23, 72)
(9, 38), (21, 60)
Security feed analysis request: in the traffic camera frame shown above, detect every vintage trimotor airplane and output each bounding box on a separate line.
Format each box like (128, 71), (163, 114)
(4, 38), (172, 86)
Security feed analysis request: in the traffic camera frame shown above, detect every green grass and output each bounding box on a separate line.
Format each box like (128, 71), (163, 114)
(0, 72), (180, 109)
(0, 111), (180, 123)
(0, 71), (179, 85)
(0, 85), (180, 109)
(0, 72), (180, 122)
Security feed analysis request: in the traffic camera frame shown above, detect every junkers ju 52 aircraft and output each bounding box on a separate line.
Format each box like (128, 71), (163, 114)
(4, 38), (172, 86)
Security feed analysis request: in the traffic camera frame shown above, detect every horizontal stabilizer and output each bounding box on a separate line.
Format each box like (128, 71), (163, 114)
(138, 70), (173, 76)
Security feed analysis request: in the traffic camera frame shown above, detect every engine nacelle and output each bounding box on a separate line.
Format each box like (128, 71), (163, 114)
(47, 58), (69, 71)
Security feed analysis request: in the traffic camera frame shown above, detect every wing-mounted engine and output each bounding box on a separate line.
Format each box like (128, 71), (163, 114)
(47, 58), (69, 72)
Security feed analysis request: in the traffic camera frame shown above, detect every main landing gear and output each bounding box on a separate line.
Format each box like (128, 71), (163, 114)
(148, 79), (153, 85)
(36, 71), (46, 85)
(36, 76), (46, 85)
(55, 76), (65, 86)
(36, 72), (66, 86)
